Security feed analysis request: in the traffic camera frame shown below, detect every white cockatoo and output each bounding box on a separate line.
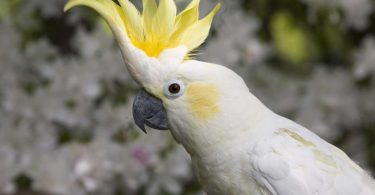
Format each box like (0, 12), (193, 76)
(64, 0), (375, 194)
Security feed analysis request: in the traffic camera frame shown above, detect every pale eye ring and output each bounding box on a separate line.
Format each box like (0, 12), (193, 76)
(164, 80), (185, 99)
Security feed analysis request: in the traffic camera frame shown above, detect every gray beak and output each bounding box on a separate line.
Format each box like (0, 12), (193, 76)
(132, 89), (169, 133)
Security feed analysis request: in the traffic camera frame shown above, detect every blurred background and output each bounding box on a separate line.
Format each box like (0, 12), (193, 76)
(0, 0), (375, 194)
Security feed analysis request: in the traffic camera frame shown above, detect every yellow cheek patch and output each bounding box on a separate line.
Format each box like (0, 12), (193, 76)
(187, 82), (220, 121)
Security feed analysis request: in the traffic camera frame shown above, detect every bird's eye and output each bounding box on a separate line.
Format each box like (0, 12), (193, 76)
(169, 83), (181, 94)
(164, 80), (185, 99)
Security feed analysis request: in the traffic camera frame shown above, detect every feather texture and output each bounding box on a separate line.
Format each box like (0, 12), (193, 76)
(164, 61), (375, 195)
(249, 121), (375, 195)
(64, 0), (220, 58)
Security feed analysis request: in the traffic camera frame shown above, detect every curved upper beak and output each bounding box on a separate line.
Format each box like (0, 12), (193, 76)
(132, 89), (169, 133)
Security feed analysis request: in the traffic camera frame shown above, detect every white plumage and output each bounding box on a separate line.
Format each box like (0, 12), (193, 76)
(249, 117), (375, 195)
(190, 107), (375, 195)
(165, 60), (375, 195)
(64, 0), (375, 194)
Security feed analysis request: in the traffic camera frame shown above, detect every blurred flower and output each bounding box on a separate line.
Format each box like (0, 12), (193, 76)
(271, 12), (316, 65)
(339, 0), (373, 31)
(354, 36), (375, 79)
(200, 4), (270, 68)
(296, 68), (360, 140)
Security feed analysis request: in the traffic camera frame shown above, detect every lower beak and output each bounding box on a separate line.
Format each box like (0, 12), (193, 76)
(132, 89), (169, 133)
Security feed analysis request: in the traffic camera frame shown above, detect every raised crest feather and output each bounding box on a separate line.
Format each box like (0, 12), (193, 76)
(64, 0), (221, 58)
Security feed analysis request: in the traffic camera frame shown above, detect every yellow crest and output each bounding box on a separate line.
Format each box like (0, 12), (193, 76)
(64, 0), (221, 58)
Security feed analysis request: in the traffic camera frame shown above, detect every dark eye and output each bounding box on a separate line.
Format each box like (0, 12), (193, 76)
(168, 83), (181, 94)
(164, 80), (185, 99)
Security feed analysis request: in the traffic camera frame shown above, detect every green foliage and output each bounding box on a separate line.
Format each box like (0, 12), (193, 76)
(0, 0), (20, 20)
(364, 124), (375, 175)
(64, 99), (78, 110)
(111, 124), (141, 144)
(55, 123), (94, 145)
(242, 0), (374, 71)
(94, 78), (137, 107)
(271, 12), (316, 66)
(13, 173), (33, 190)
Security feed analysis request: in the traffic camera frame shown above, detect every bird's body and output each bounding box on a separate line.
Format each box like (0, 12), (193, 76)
(167, 61), (375, 195)
(191, 114), (375, 195)
(64, 0), (375, 194)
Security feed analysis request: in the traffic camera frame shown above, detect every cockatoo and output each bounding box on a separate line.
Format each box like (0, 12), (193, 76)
(64, 0), (375, 194)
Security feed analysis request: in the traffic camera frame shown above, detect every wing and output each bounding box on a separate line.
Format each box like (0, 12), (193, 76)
(248, 121), (375, 195)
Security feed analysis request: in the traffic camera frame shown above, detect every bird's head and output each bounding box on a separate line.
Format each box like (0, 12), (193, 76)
(65, 0), (266, 153)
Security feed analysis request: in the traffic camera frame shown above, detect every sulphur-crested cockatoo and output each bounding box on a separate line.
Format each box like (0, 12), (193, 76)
(64, 0), (375, 194)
